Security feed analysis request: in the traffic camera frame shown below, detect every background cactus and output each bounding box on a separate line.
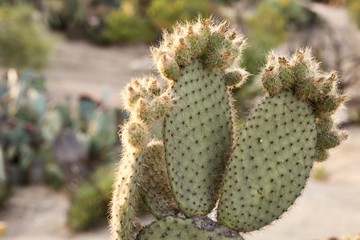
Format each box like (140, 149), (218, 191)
(0, 67), (128, 231)
(111, 17), (346, 240)
(0, 146), (10, 205)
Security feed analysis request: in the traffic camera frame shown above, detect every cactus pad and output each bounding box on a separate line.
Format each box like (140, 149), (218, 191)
(139, 140), (179, 218)
(153, 18), (247, 216)
(111, 73), (170, 240)
(218, 49), (346, 232)
(218, 92), (316, 231)
(164, 60), (233, 216)
(110, 148), (144, 240)
(136, 216), (244, 240)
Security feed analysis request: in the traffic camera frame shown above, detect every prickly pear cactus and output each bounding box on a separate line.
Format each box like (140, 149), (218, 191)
(110, 18), (346, 240)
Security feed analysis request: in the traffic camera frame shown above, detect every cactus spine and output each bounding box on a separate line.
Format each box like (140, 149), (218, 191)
(110, 18), (346, 240)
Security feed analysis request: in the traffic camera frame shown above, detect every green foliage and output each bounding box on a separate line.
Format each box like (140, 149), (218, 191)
(102, 10), (156, 43)
(0, 0), (33, 5)
(78, 95), (99, 131)
(43, 0), (86, 31)
(235, 0), (314, 120)
(0, 4), (51, 69)
(347, 0), (360, 28)
(87, 109), (117, 158)
(5, 0), (210, 44)
(102, 0), (210, 43)
(0, 70), (45, 185)
(210, 0), (236, 4)
(146, 0), (210, 30)
(243, 0), (312, 75)
(0, 180), (9, 206)
(243, 2), (283, 74)
(312, 163), (329, 181)
(68, 164), (114, 231)
(0, 146), (11, 205)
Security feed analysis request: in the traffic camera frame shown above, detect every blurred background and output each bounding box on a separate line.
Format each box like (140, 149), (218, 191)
(0, 0), (359, 239)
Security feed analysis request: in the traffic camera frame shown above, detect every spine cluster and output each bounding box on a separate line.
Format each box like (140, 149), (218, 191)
(262, 49), (347, 161)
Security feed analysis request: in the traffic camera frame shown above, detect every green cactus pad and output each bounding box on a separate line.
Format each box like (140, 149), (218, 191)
(218, 49), (346, 232)
(110, 149), (144, 240)
(111, 74), (170, 239)
(136, 216), (244, 240)
(164, 60), (233, 216)
(139, 140), (179, 218)
(155, 18), (246, 217)
(218, 92), (316, 231)
(261, 49), (346, 160)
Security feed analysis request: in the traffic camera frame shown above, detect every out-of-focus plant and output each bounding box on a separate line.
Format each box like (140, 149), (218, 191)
(233, 0), (314, 118)
(4, 0), (212, 44)
(0, 4), (51, 69)
(43, 0), (84, 30)
(102, 0), (210, 43)
(312, 163), (329, 181)
(310, 0), (345, 5)
(87, 109), (117, 160)
(0, 68), (128, 218)
(0, 69), (46, 201)
(347, 0), (360, 28)
(0, 146), (10, 205)
(0, 69), (45, 185)
(146, 0), (210, 30)
(242, 0), (313, 75)
(102, 10), (156, 43)
(210, 0), (237, 4)
(40, 106), (66, 189)
(233, 0), (287, 118)
(65, 106), (127, 231)
(42, 0), (108, 43)
(67, 163), (115, 231)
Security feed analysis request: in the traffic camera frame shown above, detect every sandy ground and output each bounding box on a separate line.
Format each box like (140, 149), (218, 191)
(0, 186), (109, 240)
(0, 32), (359, 239)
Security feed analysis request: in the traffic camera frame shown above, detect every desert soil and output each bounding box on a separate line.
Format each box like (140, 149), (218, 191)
(0, 33), (359, 239)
